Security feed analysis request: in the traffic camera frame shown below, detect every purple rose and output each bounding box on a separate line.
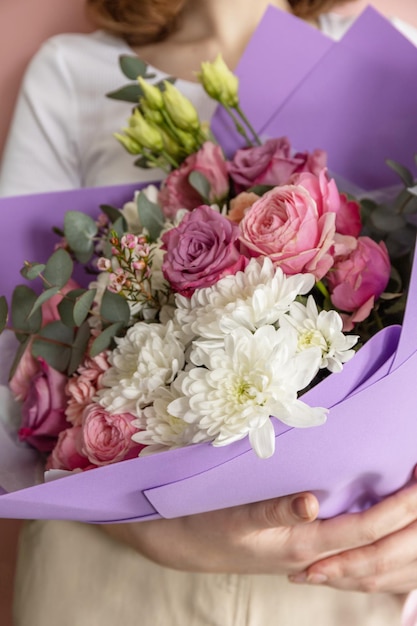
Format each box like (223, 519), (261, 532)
(158, 142), (230, 218)
(19, 358), (69, 452)
(161, 205), (248, 296)
(228, 137), (327, 192)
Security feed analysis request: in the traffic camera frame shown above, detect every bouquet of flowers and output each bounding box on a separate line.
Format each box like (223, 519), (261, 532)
(1, 6), (417, 522)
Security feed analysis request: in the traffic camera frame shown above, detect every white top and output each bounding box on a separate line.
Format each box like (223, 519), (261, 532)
(0, 14), (416, 196)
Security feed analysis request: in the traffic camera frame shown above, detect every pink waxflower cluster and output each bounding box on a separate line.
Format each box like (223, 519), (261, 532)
(160, 138), (391, 324)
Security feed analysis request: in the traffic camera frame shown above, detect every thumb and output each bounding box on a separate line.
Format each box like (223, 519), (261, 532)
(246, 492), (319, 530)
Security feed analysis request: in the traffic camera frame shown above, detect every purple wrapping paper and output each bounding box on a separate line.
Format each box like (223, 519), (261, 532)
(212, 6), (417, 190)
(1, 7), (417, 522)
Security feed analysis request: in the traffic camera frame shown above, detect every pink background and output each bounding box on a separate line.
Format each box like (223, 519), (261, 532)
(0, 1), (415, 625)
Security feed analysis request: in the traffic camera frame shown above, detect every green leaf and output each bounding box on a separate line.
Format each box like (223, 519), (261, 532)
(20, 262), (46, 281)
(32, 321), (74, 372)
(8, 336), (31, 381)
(247, 184), (273, 196)
(119, 55), (148, 80)
(111, 216), (128, 240)
(136, 191), (165, 242)
(57, 288), (86, 327)
(73, 289), (97, 327)
(100, 204), (127, 230)
(386, 159), (414, 187)
(28, 286), (60, 318)
(106, 84), (144, 103)
(11, 285), (42, 336)
(188, 171), (211, 201)
(43, 249), (74, 288)
(0, 296), (8, 333)
(100, 290), (130, 325)
(64, 211), (98, 264)
(155, 77), (176, 90)
(90, 322), (124, 357)
(134, 155), (154, 169)
(370, 206), (406, 232)
(68, 321), (91, 375)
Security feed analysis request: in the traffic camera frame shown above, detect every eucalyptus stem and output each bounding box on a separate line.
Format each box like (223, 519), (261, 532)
(315, 280), (330, 300)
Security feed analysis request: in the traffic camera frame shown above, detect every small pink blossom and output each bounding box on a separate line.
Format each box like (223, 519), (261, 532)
(158, 142), (229, 217)
(162, 205), (248, 296)
(239, 185), (336, 280)
(18, 359), (69, 453)
(81, 404), (144, 466)
(327, 236), (391, 326)
(228, 137), (327, 192)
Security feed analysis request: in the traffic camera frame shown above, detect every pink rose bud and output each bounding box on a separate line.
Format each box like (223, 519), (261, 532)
(46, 425), (91, 471)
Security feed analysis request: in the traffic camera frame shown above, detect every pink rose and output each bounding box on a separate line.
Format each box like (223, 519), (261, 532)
(291, 169), (340, 216)
(162, 205), (248, 296)
(239, 185), (336, 280)
(335, 193), (362, 238)
(65, 350), (110, 426)
(327, 236), (391, 325)
(158, 142), (229, 217)
(9, 278), (80, 401)
(18, 358), (69, 452)
(228, 137), (327, 192)
(46, 425), (91, 471)
(81, 404), (144, 466)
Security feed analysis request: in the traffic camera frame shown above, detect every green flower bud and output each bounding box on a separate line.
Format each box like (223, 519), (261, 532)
(137, 76), (164, 110)
(114, 132), (142, 155)
(197, 54), (239, 108)
(175, 128), (199, 154)
(162, 81), (200, 131)
(127, 109), (164, 152)
(159, 128), (183, 160)
(140, 99), (164, 126)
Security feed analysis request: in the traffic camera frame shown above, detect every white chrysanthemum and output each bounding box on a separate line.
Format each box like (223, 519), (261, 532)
(175, 257), (315, 345)
(168, 325), (327, 459)
(131, 375), (208, 455)
(281, 296), (358, 373)
(98, 320), (185, 415)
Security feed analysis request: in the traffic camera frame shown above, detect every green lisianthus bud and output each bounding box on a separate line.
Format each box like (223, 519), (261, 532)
(159, 128), (183, 160)
(197, 54), (239, 108)
(140, 100), (164, 126)
(175, 128), (199, 154)
(162, 81), (200, 131)
(114, 132), (142, 155)
(137, 76), (164, 110)
(126, 109), (164, 152)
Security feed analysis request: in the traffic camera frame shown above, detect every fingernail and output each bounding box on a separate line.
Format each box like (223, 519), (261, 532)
(291, 496), (313, 520)
(290, 572), (328, 585)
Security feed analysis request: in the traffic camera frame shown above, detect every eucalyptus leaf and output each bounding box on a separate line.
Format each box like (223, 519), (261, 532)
(58, 288), (86, 327)
(32, 321), (74, 372)
(188, 171), (211, 201)
(100, 290), (130, 325)
(8, 336), (31, 381)
(385, 227), (417, 257)
(64, 211), (98, 264)
(43, 249), (74, 288)
(20, 262), (46, 281)
(247, 184), (274, 196)
(370, 206), (406, 232)
(68, 321), (91, 375)
(28, 286), (61, 318)
(73, 289), (97, 327)
(11, 285), (42, 336)
(90, 322), (124, 357)
(100, 204), (128, 230)
(136, 191), (165, 242)
(106, 84), (144, 103)
(111, 216), (128, 240)
(386, 159), (414, 187)
(155, 77), (176, 90)
(0, 296), (8, 333)
(119, 55), (148, 80)
(134, 155), (154, 169)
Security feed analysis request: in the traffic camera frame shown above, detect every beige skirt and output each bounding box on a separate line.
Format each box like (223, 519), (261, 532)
(14, 520), (404, 626)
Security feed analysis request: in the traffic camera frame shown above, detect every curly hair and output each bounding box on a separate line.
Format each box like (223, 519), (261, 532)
(86, 0), (347, 46)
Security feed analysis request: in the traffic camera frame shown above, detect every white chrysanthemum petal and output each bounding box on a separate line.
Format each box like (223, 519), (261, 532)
(248, 419), (276, 459)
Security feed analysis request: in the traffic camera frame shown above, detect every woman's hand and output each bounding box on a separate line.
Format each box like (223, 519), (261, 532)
(290, 468), (417, 594)
(103, 469), (417, 584)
